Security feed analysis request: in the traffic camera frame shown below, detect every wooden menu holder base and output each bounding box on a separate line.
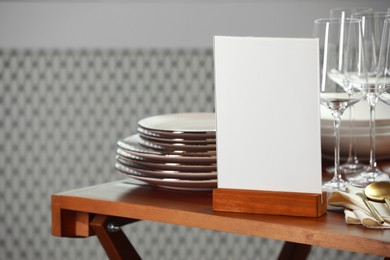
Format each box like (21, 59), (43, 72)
(213, 188), (327, 217)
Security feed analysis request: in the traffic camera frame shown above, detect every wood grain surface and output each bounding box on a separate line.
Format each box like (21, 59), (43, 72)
(52, 179), (390, 257)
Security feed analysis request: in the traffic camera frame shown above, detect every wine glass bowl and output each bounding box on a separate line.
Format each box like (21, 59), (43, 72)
(320, 93), (364, 117)
(330, 7), (373, 19)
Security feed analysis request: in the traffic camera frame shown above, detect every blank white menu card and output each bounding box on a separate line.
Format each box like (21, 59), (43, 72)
(214, 36), (322, 194)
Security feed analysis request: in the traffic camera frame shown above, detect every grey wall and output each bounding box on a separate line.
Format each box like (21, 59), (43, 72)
(0, 0), (388, 48)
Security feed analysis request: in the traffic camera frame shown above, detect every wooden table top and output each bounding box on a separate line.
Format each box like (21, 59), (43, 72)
(51, 179), (390, 258)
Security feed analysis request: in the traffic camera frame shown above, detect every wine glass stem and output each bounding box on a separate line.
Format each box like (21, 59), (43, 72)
(333, 116), (342, 181)
(368, 95), (378, 172)
(346, 105), (358, 163)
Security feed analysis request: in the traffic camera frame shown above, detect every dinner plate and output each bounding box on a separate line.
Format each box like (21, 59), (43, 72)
(137, 126), (216, 140)
(115, 163), (217, 190)
(321, 126), (390, 135)
(138, 135), (216, 152)
(116, 152), (217, 171)
(138, 112), (216, 133)
(321, 99), (390, 121)
(383, 165), (390, 174)
(321, 118), (390, 128)
(118, 134), (216, 156)
(117, 135), (216, 163)
(321, 132), (390, 160)
(116, 157), (217, 179)
(138, 132), (216, 144)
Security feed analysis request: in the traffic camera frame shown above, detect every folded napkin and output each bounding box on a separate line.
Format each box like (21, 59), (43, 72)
(328, 185), (390, 229)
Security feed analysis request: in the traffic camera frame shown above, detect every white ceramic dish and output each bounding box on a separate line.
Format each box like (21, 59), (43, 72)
(321, 99), (390, 121)
(137, 126), (216, 139)
(321, 118), (390, 128)
(138, 135), (216, 152)
(116, 157), (217, 180)
(321, 100), (390, 135)
(115, 163), (217, 190)
(138, 112), (216, 133)
(116, 153), (217, 172)
(321, 125), (390, 135)
(117, 135), (216, 163)
(321, 100), (390, 160)
(139, 132), (216, 144)
(321, 132), (390, 160)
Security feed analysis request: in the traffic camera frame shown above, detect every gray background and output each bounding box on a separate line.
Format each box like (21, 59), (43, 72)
(1, 1), (389, 259)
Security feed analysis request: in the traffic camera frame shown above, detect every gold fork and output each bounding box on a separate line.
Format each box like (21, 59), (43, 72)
(356, 192), (385, 225)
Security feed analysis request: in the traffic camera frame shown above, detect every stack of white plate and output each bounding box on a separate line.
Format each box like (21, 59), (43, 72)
(115, 113), (217, 190)
(321, 100), (390, 160)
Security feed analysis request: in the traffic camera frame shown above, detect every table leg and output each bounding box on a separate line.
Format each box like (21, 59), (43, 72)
(278, 241), (312, 260)
(90, 214), (142, 260)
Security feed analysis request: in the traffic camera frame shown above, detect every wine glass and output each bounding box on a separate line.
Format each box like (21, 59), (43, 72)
(328, 8), (372, 174)
(378, 19), (390, 175)
(314, 18), (366, 192)
(378, 19), (390, 113)
(346, 11), (390, 187)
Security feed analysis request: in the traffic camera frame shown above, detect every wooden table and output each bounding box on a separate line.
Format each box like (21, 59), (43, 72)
(51, 179), (390, 260)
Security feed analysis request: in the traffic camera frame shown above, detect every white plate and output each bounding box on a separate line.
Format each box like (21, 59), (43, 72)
(115, 163), (217, 190)
(321, 118), (390, 128)
(116, 149), (217, 170)
(137, 126), (216, 139)
(321, 132), (390, 160)
(321, 126), (390, 135)
(321, 99), (390, 121)
(139, 132), (216, 144)
(116, 158), (217, 180)
(138, 113), (216, 133)
(138, 135), (216, 152)
(117, 135), (217, 163)
(383, 165), (390, 174)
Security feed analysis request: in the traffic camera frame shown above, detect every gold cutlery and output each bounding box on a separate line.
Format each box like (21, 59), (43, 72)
(356, 192), (384, 225)
(365, 182), (390, 209)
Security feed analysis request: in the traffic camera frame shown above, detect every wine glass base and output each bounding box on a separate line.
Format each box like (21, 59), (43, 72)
(326, 163), (368, 175)
(339, 162), (368, 175)
(346, 169), (390, 188)
(322, 178), (347, 192)
(340, 160), (368, 171)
